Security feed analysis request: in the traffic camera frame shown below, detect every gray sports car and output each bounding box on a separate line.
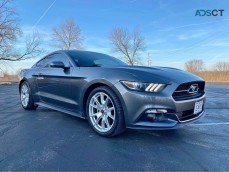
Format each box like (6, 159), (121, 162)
(19, 50), (206, 137)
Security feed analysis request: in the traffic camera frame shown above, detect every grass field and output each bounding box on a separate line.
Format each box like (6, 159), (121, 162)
(195, 71), (229, 83)
(0, 74), (18, 84)
(0, 71), (229, 84)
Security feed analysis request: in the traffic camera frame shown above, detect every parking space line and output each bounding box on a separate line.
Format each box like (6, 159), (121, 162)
(190, 122), (229, 126)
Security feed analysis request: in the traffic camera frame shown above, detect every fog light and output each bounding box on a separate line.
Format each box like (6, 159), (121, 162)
(147, 113), (156, 120)
(146, 109), (167, 114)
(156, 114), (164, 121)
(146, 113), (165, 122)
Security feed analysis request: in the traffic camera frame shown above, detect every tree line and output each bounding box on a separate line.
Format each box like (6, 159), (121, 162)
(0, 0), (228, 73)
(185, 60), (229, 72)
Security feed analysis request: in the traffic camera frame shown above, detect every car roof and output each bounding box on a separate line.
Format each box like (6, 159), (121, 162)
(52, 50), (105, 56)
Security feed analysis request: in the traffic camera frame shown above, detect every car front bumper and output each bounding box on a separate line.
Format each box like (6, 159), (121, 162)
(114, 82), (206, 130)
(127, 110), (206, 130)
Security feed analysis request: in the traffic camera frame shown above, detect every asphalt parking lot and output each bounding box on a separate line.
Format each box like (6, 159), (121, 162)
(0, 83), (228, 171)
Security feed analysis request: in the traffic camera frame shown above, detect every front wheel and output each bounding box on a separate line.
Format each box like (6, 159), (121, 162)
(86, 86), (125, 137)
(20, 81), (38, 110)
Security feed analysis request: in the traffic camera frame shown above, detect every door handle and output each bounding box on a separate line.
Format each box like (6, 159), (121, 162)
(36, 73), (44, 79)
(37, 76), (44, 80)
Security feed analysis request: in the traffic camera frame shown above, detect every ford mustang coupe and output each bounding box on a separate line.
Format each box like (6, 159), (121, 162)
(19, 50), (206, 137)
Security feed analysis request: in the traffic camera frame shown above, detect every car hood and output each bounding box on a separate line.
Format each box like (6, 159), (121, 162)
(108, 66), (203, 84)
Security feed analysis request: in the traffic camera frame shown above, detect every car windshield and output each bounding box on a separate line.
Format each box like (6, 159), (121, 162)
(67, 51), (127, 67)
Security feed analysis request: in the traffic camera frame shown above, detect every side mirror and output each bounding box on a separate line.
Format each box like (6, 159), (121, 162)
(49, 61), (66, 69)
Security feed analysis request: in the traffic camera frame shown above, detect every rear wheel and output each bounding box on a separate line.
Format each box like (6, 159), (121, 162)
(20, 81), (38, 110)
(86, 86), (125, 137)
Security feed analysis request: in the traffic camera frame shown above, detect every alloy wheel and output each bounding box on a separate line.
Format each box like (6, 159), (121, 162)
(20, 83), (29, 107)
(88, 92), (115, 132)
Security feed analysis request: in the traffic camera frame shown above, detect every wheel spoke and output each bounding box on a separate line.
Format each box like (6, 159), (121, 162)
(90, 103), (98, 109)
(108, 107), (114, 111)
(101, 119), (105, 130)
(24, 87), (28, 93)
(100, 93), (105, 104)
(25, 97), (29, 105)
(104, 97), (109, 106)
(93, 97), (101, 106)
(94, 115), (103, 126)
(104, 117), (110, 128)
(25, 97), (28, 102)
(21, 96), (26, 101)
(22, 86), (25, 93)
(90, 112), (102, 118)
(89, 113), (97, 117)
(107, 112), (115, 120)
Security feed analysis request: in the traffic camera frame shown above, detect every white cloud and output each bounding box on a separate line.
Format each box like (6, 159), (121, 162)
(178, 34), (188, 40)
(147, 38), (166, 45)
(201, 41), (229, 47)
(178, 32), (207, 41)
(21, 25), (53, 42)
(159, 18), (229, 32)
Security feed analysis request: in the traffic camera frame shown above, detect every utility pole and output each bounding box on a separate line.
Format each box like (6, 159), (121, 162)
(147, 53), (152, 66)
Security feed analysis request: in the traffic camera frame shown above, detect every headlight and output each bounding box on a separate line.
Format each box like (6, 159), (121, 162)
(120, 81), (166, 92)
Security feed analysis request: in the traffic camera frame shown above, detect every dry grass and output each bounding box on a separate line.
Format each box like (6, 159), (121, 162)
(0, 71), (228, 84)
(0, 74), (18, 84)
(195, 71), (229, 83)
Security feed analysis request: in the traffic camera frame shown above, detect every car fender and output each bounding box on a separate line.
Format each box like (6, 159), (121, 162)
(80, 79), (128, 120)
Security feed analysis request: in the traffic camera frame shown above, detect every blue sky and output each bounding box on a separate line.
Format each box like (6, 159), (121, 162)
(3, 0), (229, 73)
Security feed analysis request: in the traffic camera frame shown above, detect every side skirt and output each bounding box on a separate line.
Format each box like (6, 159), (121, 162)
(36, 102), (86, 119)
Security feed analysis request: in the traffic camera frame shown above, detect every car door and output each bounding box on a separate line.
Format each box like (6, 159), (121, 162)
(36, 53), (79, 111)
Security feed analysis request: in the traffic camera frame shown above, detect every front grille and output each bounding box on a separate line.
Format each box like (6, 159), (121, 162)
(172, 81), (205, 101)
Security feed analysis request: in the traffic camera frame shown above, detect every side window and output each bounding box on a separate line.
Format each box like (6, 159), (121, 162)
(36, 53), (70, 68)
(53, 53), (70, 67)
(36, 58), (47, 67)
(43, 55), (56, 67)
(45, 53), (70, 67)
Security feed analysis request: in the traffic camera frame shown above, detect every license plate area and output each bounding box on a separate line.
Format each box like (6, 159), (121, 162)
(194, 100), (203, 114)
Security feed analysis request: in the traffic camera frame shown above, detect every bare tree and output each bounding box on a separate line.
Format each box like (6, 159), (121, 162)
(110, 27), (145, 65)
(52, 18), (84, 50)
(185, 59), (204, 73)
(213, 61), (229, 71)
(0, 32), (41, 61)
(0, 0), (41, 61)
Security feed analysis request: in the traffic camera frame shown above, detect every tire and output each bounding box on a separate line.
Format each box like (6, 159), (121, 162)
(86, 86), (125, 137)
(20, 81), (38, 110)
